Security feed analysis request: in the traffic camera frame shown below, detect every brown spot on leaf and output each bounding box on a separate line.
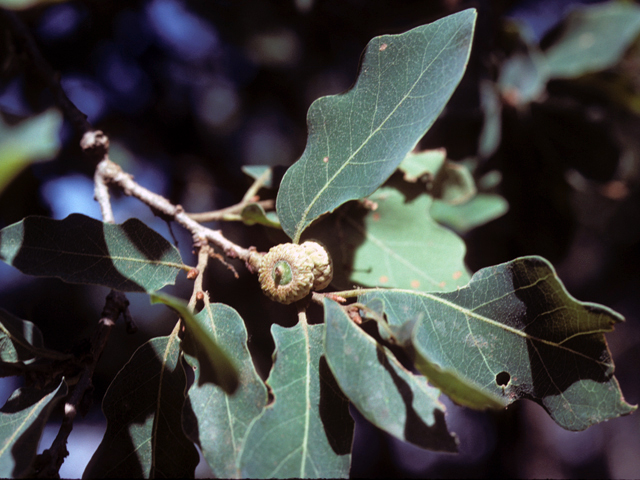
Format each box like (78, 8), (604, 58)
(372, 213), (381, 221)
(379, 43), (388, 51)
(439, 281), (446, 288)
(323, 156), (329, 163)
(410, 280), (420, 288)
(379, 275), (389, 284)
(452, 270), (463, 280)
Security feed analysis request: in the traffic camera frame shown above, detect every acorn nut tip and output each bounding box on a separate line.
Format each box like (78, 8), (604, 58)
(258, 241), (333, 304)
(301, 241), (333, 291)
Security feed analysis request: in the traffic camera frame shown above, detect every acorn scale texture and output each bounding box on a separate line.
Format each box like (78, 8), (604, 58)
(301, 241), (333, 291)
(258, 243), (315, 304)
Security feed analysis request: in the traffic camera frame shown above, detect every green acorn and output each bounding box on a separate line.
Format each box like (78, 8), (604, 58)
(258, 241), (333, 304)
(301, 241), (333, 291)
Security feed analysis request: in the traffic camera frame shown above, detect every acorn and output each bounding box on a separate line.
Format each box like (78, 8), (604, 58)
(301, 241), (333, 290)
(258, 241), (333, 304)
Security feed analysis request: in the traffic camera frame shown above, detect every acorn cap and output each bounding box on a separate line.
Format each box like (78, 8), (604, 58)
(258, 243), (314, 304)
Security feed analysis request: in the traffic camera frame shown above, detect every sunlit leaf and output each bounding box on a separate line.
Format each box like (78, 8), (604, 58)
(478, 80), (502, 158)
(498, 51), (548, 105)
(241, 203), (281, 229)
(83, 335), (199, 478)
(150, 293), (239, 394)
(239, 320), (353, 478)
(323, 299), (457, 452)
(182, 300), (267, 479)
(310, 187), (469, 292)
(276, 10), (477, 242)
(0, 109), (62, 194)
(241, 165), (288, 190)
(545, 2), (640, 79)
(0, 379), (67, 478)
(398, 149), (446, 183)
(430, 193), (509, 234)
(359, 256), (637, 430)
(0, 214), (185, 293)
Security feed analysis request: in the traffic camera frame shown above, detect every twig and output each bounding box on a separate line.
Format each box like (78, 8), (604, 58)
(187, 199), (274, 223)
(242, 168), (271, 203)
(316, 288), (374, 299)
(34, 291), (130, 478)
(186, 168), (272, 223)
(4, 9), (261, 271)
(311, 291), (347, 305)
(188, 244), (212, 311)
(94, 156), (263, 269)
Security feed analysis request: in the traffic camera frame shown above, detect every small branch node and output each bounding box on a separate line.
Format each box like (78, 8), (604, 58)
(80, 130), (109, 159)
(187, 268), (199, 280)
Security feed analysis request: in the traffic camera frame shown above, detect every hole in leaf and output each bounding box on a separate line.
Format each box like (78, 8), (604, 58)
(496, 371), (510, 386)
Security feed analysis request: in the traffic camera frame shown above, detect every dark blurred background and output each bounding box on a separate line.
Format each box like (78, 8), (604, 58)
(1, 0), (639, 477)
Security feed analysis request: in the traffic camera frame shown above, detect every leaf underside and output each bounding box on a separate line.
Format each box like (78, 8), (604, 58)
(0, 214), (184, 293)
(307, 186), (470, 292)
(0, 308), (45, 367)
(83, 335), (199, 479)
(240, 321), (353, 479)
(0, 309), (69, 376)
(0, 379), (67, 478)
(182, 301), (267, 479)
(150, 293), (239, 394)
(276, 9), (477, 242)
(323, 299), (458, 452)
(359, 256), (636, 431)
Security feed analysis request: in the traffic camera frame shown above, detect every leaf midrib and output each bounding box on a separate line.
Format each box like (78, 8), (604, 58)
(376, 288), (614, 367)
(0, 386), (59, 460)
(150, 333), (179, 478)
(18, 245), (183, 269)
(293, 20), (463, 242)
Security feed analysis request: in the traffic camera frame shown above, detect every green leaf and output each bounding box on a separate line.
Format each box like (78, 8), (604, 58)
(182, 301), (267, 479)
(150, 293), (239, 394)
(545, 2), (640, 79)
(0, 379), (67, 478)
(239, 320), (353, 478)
(0, 309), (70, 375)
(478, 80), (502, 158)
(0, 109), (62, 194)
(323, 299), (457, 452)
(312, 187), (469, 292)
(0, 309), (43, 365)
(0, 0), (59, 9)
(276, 9), (477, 242)
(398, 151), (477, 204)
(242, 165), (285, 190)
(431, 161), (477, 205)
(497, 51), (548, 105)
(241, 203), (282, 229)
(359, 256), (637, 431)
(83, 335), (199, 479)
(398, 149), (446, 183)
(430, 193), (509, 234)
(0, 214), (184, 293)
